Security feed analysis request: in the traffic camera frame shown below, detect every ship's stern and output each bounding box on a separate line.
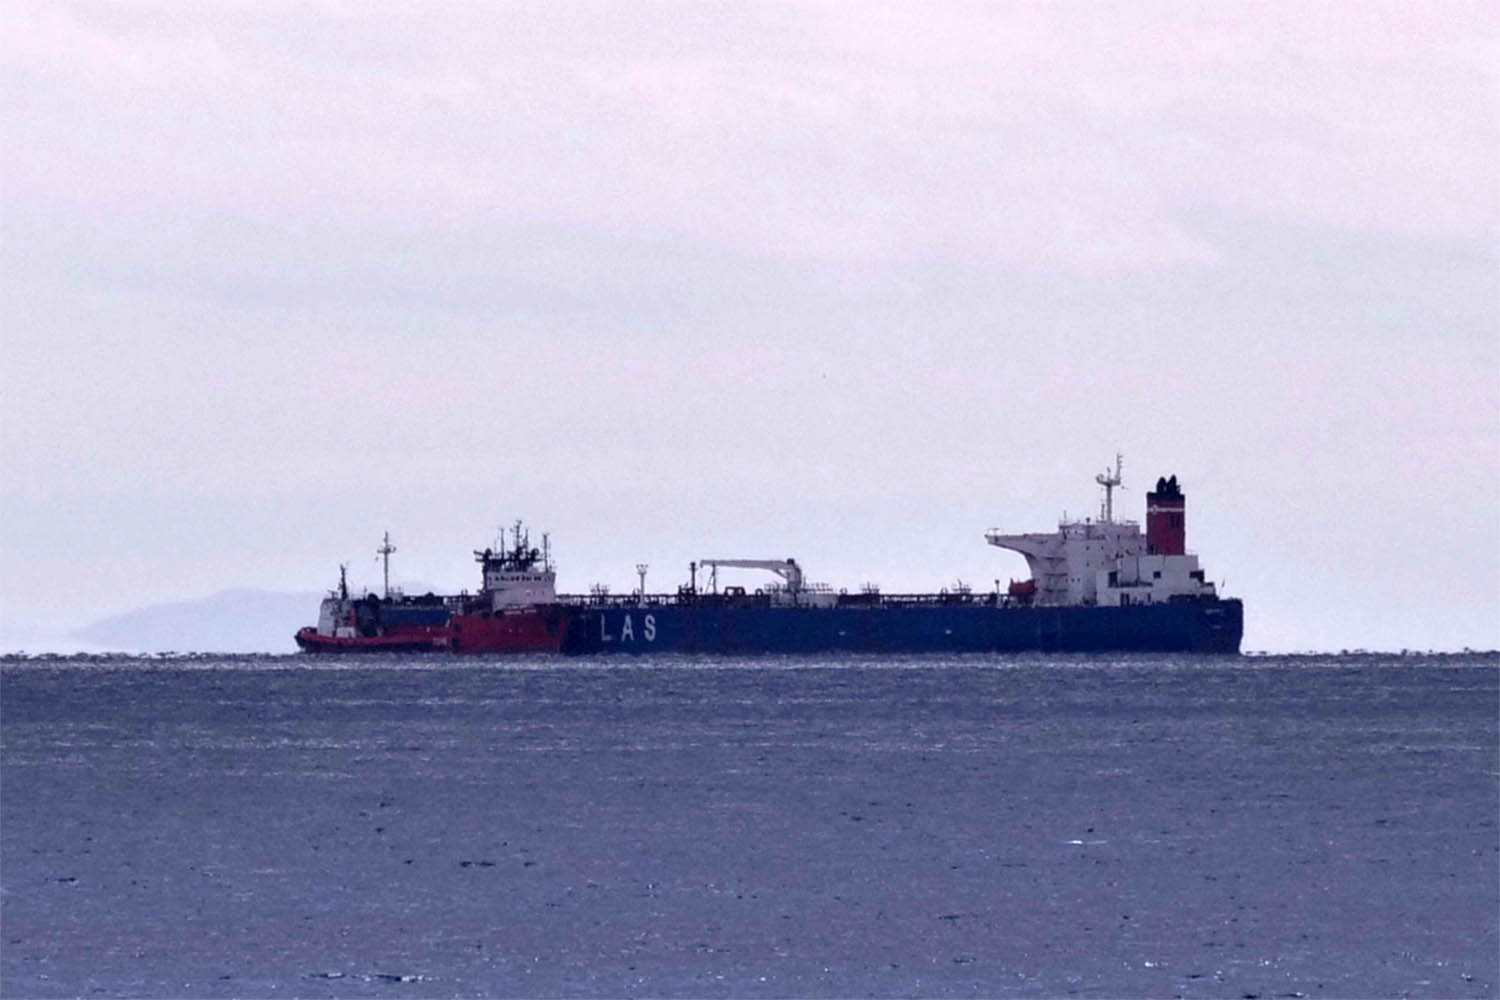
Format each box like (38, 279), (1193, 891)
(1191, 598), (1243, 653)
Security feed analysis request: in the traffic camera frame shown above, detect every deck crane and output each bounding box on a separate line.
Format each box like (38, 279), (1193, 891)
(697, 558), (804, 595)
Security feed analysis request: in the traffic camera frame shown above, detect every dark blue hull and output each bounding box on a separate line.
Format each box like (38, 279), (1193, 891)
(561, 598), (1243, 655)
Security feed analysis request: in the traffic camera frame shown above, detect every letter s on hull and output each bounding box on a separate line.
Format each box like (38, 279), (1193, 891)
(644, 614), (656, 641)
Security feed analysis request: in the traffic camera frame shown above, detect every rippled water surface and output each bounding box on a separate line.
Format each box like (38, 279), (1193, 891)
(3, 652), (1496, 997)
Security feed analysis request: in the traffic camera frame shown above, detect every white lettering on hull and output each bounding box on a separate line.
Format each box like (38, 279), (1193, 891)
(599, 612), (658, 644)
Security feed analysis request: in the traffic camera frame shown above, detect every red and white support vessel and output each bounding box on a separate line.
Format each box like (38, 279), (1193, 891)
(294, 523), (569, 653)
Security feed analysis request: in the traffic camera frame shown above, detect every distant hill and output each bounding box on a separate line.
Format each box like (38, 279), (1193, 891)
(72, 589), (324, 654)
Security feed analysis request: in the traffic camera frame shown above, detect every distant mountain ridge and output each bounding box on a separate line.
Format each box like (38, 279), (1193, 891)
(72, 589), (324, 654)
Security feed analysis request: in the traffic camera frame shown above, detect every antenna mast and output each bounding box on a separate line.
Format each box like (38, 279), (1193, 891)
(376, 531), (396, 598)
(1095, 453), (1124, 523)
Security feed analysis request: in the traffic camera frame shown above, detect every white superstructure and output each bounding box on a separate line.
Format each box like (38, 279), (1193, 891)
(476, 521), (558, 610)
(986, 461), (1218, 608)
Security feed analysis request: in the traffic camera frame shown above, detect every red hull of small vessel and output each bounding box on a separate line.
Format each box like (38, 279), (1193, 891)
(295, 609), (569, 654)
(294, 626), (449, 654)
(448, 608), (568, 653)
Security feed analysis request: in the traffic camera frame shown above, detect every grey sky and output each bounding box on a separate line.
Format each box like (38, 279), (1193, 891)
(3, 2), (1496, 652)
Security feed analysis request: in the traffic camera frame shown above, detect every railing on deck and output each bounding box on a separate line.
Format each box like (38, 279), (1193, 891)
(553, 590), (1033, 610)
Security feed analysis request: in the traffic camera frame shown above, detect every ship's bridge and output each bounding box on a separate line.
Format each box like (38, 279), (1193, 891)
(476, 521), (558, 609)
(987, 459), (1221, 608)
(987, 518), (1145, 607)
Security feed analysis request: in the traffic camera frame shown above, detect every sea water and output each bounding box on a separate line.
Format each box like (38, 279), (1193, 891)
(2, 653), (1496, 998)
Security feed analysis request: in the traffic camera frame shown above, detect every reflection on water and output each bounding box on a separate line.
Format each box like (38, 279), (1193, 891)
(3, 653), (1497, 998)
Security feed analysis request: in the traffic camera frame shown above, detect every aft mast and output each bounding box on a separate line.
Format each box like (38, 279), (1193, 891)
(1095, 453), (1123, 523)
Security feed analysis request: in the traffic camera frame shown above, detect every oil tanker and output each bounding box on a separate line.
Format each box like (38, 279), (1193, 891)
(294, 461), (1242, 655)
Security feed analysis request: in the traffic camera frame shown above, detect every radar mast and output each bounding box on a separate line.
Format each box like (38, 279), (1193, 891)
(1095, 453), (1124, 523)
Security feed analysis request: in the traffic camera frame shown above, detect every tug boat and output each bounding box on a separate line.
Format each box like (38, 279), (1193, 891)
(294, 525), (567, 653)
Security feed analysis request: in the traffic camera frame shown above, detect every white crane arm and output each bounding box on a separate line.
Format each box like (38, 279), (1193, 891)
(699, 558), (804, 592)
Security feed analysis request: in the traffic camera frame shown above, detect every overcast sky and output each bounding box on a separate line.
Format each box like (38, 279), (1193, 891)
(3, 1), (1496, 652)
